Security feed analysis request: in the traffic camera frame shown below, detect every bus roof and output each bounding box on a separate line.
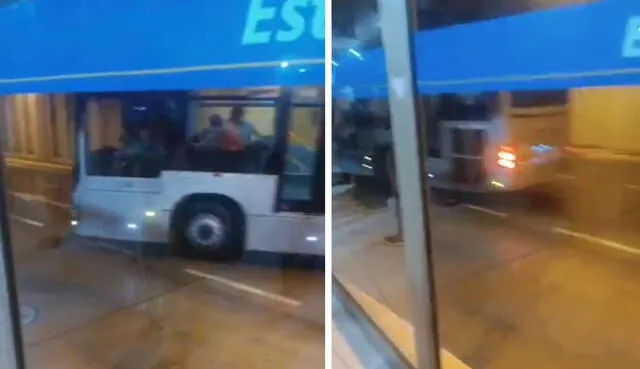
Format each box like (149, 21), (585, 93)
(0, 0), (324, 94)
(334, 0), (640, 99)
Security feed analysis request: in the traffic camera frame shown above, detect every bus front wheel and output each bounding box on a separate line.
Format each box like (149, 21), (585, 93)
(175, 199), (244, 262)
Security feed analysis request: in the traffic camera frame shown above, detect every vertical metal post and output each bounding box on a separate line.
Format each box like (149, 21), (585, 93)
(386, 0), (423, 245)
(377, 0), (441, 368)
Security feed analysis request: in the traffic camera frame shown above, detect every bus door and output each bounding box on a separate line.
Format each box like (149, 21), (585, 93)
(275, 89), (325, 215)
(273, 88), (325, 254)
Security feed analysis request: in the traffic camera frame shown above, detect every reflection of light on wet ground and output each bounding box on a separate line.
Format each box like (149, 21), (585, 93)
(184, 268), (302, 307)
(9, 214), (44, 228)
(14, 244), (323, 367)
(335, 188), (640, 368)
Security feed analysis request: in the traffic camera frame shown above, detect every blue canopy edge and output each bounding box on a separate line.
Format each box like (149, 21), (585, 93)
(334, 0), (640, 98)
(0, 0), (325, 94)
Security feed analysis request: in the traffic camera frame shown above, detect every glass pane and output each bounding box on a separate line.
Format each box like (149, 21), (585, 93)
(0, 1), (326, 367)
(335, 1), (640, 369)
(420, 2), (640, 369)
(3, 89), (326, 369)
(332, 0), (424, 366)
(0, 150), (21, 369)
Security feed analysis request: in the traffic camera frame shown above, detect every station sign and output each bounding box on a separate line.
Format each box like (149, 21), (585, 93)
(623, 16), (640, 58)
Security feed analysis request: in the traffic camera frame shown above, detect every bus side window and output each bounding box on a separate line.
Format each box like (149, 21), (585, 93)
(511, 90), (568, 108)
(85, 95), (190, 178)
(185, 100), (276, 174)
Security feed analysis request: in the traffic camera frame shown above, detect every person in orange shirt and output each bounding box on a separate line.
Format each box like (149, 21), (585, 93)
(194, 114), (244, 151)
(218, 116), (244, 152)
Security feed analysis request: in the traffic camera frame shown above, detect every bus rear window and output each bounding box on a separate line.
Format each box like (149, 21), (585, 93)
(511, 90), (568, 108)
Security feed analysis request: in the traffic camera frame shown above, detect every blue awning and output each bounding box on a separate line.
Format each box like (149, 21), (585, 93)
(334, 0), (640, 98)
(0, 0), (325, 94)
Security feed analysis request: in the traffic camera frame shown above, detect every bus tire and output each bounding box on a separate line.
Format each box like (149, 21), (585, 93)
(176, 199), (244, 262)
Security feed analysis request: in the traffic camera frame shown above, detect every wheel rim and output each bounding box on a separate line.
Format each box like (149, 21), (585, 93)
(186, 214), (226, 248)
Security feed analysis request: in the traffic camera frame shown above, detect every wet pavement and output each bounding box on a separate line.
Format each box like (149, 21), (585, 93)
(458, 158), (640, 249)
(7, 219), (324, 369)
(333, 157), (640, 369)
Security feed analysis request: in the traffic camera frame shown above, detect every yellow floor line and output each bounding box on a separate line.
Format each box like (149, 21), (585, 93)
(336, 277), (471, 369)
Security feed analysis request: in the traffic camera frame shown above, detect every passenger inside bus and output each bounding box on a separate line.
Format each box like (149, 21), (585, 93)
(228, 106), (261, 145)
(112, 126), (167, 177)
(187, 112), (267, 173)
(191, 113), (243, 151)
(86, 94), (316, 177)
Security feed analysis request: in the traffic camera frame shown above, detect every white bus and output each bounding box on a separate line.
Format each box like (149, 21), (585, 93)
(72, 87), (325, 261)
(0, 0), (326, 262)
(334, 90), (569, 196)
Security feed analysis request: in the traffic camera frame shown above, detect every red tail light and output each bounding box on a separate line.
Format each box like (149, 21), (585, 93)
(497, 145), (516, 169)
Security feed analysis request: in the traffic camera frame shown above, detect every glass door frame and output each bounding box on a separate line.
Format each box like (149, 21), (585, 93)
(274, 90), (326, 215)
(376, 0), (442, 368)
(0, 130), (29, 369)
